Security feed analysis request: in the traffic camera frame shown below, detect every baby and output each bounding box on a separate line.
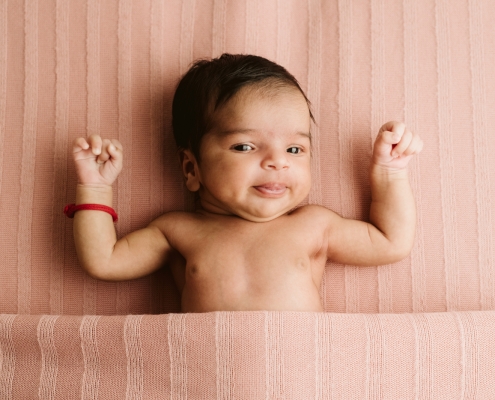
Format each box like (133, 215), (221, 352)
(69, 54), (423, 313)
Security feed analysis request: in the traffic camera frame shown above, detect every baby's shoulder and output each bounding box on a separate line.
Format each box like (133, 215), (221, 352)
(150, 210), (201, 230)
(148, 210), (206, 248)
(289, 204), (343, 232)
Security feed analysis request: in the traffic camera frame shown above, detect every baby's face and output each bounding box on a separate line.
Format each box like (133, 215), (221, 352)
(191, 86), (312, 222)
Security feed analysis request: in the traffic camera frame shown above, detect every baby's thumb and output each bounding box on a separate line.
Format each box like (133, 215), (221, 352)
(373, 130), (399, 162)
(379, 129), (401, 146)
(107, 144), (124, 178)
(107, 143), (122, 162)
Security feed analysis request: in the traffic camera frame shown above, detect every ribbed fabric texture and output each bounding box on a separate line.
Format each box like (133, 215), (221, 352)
(1, 2), (495, 397)
(1, 312), (495, 399)
(2, 0), (494, 316)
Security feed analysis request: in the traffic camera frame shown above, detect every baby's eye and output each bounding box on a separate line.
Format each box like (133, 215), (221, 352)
(232, 144), (253, 152)
(287, 147), (301, 154)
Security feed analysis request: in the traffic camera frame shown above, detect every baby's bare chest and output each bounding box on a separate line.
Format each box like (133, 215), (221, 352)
(168, 216), (327, 310)
(160, 209), (331, 311)
(189, 229), (311, 277)
(178, 219), (326, 286)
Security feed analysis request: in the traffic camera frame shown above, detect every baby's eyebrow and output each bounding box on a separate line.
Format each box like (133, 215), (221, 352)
(217, 128), (257, 136)
(218, 128), (311, 139)
(296, 132), (311, 139)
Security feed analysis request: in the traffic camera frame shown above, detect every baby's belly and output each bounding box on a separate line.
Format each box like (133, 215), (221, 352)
(180, 270), (324, 313)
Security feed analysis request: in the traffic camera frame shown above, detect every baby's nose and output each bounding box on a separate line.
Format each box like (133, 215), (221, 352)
(261, 149), (289, 170)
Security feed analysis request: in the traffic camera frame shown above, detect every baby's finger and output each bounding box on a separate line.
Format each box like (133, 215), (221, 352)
(108, 139), (123, 161)
(391, 129), (413, 157)
(87, 134), (103, 155)
(111, 139), (124, 151)
(96, 139), (113, 164)
(110, 139), (123, 151)
(72, 137), (90, 153)
(401, 135), (424, 157)
(378, 121), (406, 144)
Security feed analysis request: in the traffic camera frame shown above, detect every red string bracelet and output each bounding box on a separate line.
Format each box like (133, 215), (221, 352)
(64, 204), (118, 222)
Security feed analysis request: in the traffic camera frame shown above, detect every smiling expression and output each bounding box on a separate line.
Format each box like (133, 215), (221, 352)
(181, 85), (312, 222)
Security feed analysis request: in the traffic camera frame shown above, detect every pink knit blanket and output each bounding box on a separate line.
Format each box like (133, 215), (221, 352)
(2, 312), (495, 399)
(1, 0), (495, 398)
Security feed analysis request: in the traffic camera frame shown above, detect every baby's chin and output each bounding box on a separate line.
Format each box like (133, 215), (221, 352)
(197, 190), (309, 222)
(196, 199), (292, 222)
(225, 201), (304, 222)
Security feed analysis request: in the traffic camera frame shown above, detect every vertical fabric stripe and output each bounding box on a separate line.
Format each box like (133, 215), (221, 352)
(149, 0), (166, 314)
(410, 313), (433, 399)
(82, 275), (97, 315)
(404, 0), (427, 312)
(86, 0), (100, 136)
(37, 315), (59, 400)
(364, 315), (383, 399)
(377, 266), (393, 313)
(84, 0), (101, 315)
(275, 0), (290, 67)
(245, 0), (258, 54)
(212, 0), (226, 57)
(338, 0), (360, 313)
(370, 0), (385, 136)
(50, 0), (70, 315)
(168, 314), (188, 400)
(0, 315), (16, 400)
(265, 312), (284, 399)
(343, 229), (361, 315)
(80, 315), (100, 400)
(371, 0), (393, 313)
(472, 312), (495, 399)
(116, 0), (133, 314)
(371, 0), (399, 313)
(315, 313), (331, 399)
(435, 0), (461, 311)
(179, 0), (195, 75)
(455, 314), (465, 398)
(468, 0), (495, 311)
(117, 0), (132, 208)
(307, 0), (322, 206)
(124, 315), (144, 400)
(338, 0), (356, 218)
(281, 313), (316, 398)
(0, 0), (7, 198)
(459, 313), (480, 399)
(179, 0), (196, 212)
(409, 314), (420, 399)
(150, 0), (164, 216)
(17, 0), (39, 314)
(215, 312), (234, 400)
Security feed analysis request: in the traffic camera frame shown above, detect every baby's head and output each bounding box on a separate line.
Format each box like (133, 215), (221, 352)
(172, 54), (314, 222)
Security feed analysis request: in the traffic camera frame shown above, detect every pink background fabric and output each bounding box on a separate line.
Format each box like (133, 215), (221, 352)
(1, 0), (495, 398)
(1, 0), (494, 317)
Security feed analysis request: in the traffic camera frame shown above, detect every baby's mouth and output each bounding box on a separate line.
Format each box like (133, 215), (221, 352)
(253, 183), (287, 196)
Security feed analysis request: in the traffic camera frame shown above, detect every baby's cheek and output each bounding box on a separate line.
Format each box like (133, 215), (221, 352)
(300, 171), (312, 195)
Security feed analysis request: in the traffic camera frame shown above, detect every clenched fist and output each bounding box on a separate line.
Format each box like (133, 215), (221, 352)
(372, 121), (423, 171)
(72, 134), (123, 186)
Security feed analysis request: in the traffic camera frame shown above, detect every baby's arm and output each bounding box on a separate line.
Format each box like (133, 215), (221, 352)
(326, 121), (423, 266)
(72, 135), (171, 281)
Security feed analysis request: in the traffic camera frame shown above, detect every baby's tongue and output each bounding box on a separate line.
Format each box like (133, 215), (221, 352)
(255, 183), (286, 193)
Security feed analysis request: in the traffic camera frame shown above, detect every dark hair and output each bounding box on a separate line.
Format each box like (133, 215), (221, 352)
(172, 53), (314, 160)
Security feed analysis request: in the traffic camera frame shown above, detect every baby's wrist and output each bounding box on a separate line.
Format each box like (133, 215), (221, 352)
(370, 163), (409, 181)
(76, 183), (113, 206)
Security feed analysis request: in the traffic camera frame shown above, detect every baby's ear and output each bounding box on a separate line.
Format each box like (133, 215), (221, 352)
(179, 149), (201, 192)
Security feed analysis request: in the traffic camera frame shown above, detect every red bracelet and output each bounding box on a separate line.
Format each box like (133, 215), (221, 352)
(64, 203), (118, 222)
